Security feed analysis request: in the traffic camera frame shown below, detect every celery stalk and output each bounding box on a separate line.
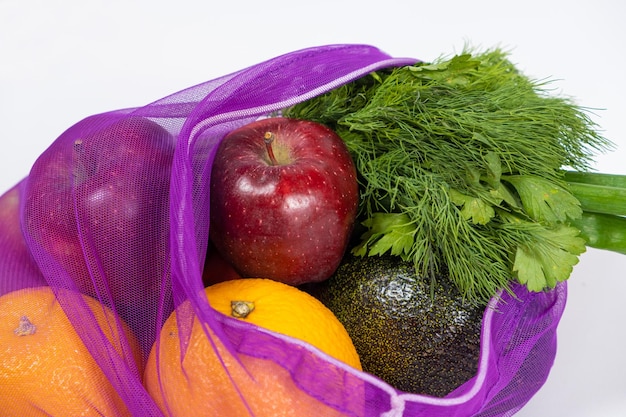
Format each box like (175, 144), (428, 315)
(565, 170), (626, 254)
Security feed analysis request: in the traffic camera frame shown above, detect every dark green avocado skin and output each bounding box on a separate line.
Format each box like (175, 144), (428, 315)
(303, 254), (483, 397)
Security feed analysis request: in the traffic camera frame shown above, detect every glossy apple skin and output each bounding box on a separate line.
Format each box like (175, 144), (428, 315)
(23, 116), (174, 310)
(209, 117), (358, 285)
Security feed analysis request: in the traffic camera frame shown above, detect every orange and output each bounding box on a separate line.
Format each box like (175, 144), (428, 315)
(0, 286), (143, 417)
(144, 278), (363, 416)
(203, 278), (361, 369)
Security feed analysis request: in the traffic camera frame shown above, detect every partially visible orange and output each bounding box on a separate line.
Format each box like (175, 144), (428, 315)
(204, 278), (361, 369)
(144, 278), (362, 416)
(0, 286), (143, 417)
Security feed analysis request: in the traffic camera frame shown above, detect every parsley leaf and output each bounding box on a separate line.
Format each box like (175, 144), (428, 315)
(449, 189), (496, 225)
(352, 213), (416, 258)
(513, 224), (587, 291)
(505, 175), (583, 223)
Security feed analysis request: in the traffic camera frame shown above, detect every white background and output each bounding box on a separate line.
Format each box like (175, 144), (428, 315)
(1, 1), (625, 415)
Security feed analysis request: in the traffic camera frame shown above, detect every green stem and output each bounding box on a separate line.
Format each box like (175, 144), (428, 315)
(565, 171), (626, 216)
(568, 182), (626, 216)
(570, 212), (626, 255)
(565, 170), (626, 254)
(564, 171), (626, 188)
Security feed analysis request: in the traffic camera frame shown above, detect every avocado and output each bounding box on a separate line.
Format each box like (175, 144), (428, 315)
(303, 254), (483, 397)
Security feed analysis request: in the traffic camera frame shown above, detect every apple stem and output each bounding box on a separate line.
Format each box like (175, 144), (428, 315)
(264, 132), (279, 165)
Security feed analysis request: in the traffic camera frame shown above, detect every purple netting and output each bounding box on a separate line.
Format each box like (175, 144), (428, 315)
(0, 44), (566, 416)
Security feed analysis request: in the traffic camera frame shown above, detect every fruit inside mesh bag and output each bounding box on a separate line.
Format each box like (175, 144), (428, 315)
(0, 44), (621, 417)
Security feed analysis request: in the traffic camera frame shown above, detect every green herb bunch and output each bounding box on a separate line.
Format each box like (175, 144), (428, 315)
(286, 48), (613, 305)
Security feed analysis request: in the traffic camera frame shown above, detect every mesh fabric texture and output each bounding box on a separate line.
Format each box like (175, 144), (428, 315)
(0, 44), (566, 416)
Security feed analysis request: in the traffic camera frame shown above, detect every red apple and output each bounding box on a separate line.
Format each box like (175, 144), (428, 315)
(22, 116), (174, 314)
(209, 117), (358, 285)
(202, 241), (242, 286)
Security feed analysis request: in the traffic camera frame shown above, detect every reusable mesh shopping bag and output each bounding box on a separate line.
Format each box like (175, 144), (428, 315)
(0, 44), (566, 416)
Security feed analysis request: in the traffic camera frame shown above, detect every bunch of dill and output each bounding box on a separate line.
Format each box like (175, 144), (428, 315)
(285, 48), (610, 305)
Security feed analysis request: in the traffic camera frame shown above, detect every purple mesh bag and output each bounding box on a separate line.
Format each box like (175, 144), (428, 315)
(0, 44), (566, 416)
